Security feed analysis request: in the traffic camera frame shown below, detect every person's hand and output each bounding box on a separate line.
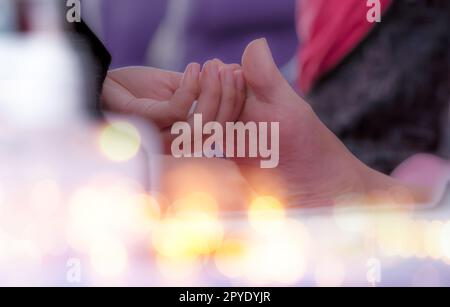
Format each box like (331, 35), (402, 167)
(102, 66), (197, 129)
(101, 65), (198, 150)
(101, 62), (245, 151)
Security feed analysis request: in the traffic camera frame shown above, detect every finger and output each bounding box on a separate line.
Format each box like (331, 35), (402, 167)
(212, 58), (242, 71)
(189, 60), (221, 125)
(101, 76), (135, 111)
(136, 63), (200, 130)
(169, 63), (200, 120)
(231, 69), (246, 120)
(211, 59), (245, 122)
(211, 58), (242, 73)
(107, 67), (182, 100)
(215, 66), (236, 124)
(102, 77), (187, 129)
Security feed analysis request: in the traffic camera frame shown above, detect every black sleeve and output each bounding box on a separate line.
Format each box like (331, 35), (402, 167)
(70, 20), (112, 118)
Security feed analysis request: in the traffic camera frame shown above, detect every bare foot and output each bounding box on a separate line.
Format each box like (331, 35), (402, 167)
(234, 39), (431, 207)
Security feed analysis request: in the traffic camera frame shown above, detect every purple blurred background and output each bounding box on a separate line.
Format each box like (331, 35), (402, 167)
(97, 0), (298, 70)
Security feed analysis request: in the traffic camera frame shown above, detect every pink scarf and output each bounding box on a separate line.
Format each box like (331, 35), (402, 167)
(298, 0), (392, 93)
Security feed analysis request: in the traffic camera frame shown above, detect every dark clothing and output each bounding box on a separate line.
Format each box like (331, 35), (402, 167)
(71, 20), (111, 117)
(308, 0), (450, 174)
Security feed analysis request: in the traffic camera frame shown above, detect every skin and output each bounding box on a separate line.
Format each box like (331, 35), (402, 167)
(101, 39), (433, 209)
(101, 60), (251, 210)
(102, 60), (245, 151)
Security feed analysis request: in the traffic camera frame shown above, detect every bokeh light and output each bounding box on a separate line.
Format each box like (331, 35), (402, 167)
(99, 121), (141, 162)
(90, 237), (129, 278)
(168, 192), (219, 219)
(152, 212), (223, 260)
(424, 221), (445, 260)
(244, 225), (308, 285)
(248, 196), (286, 234)
(129, 193), (161, 232)
(214, 238), (248, 279)
(440, 221), (450, 260)
(156, 254), (202, 282)
(314, 255), (346, 287)
(1, 159), (449, 286)
(29, 179), (62, 214)
(66, 175), (148, 253)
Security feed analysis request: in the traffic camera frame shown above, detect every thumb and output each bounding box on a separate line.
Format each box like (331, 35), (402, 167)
(242, 38), (294, 103)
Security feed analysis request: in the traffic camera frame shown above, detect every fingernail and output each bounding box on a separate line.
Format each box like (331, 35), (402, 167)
(209, 62), (219, 76)
(181, 64), (192, 86)
(202, 61), (211, 73)
(213, 58), (226, 69)
(190, 63), (200, 79)
(259, 37), (272, 57)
